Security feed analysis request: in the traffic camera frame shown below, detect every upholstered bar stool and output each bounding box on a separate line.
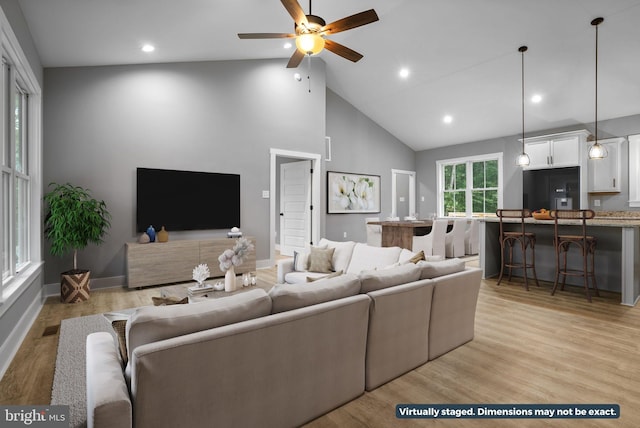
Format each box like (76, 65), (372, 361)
(496, 209), (539, 290)
(549, 209), (599, 302)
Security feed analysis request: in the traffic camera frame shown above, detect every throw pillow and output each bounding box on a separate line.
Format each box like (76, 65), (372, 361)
(151, 296), (188, 306)
(293, 250), (310, 271)
(103, 312), (131, 367)
(408, 250), (425, 264)
(306, 270), (343, 282)
(308, 246), (335, 273)
(111, 320), (128, 366)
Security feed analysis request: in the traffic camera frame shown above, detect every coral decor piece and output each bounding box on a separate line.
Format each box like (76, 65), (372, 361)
(218, 237), (255, 272)
(192, 263), (210, 287)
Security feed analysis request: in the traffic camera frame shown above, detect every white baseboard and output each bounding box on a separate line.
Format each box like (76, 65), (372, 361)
(256, 258), (273, 270)
(0, 291), (43, 382)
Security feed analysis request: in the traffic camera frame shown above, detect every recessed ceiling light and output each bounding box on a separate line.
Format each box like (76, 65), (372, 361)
(141, 44), (155, 53)
(399, 68), (410, 79)
(284, 42), (292, 49)
(443, 115), (453, 124)
(531, 94), (542, 103)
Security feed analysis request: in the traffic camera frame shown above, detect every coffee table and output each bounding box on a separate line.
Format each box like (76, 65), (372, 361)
(160, 276), (274, 303)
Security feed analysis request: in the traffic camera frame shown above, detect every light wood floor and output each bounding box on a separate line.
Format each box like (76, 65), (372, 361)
(1, 264), (639, 427)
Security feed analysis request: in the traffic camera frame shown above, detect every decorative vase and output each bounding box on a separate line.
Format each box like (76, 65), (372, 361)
(138, 232), (150, 244)
(224, 266), (236, 292)
(157, 226), (169, 243)
(146, 225), (156, 242)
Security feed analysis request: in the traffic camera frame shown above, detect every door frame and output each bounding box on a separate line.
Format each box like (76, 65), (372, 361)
(269, 149), (322, 267)
(279, 160), (312, 256)
(391, 169), (416, 218)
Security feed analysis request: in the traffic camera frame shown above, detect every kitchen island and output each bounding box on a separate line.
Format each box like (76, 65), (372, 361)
(479, 215), (640, 306)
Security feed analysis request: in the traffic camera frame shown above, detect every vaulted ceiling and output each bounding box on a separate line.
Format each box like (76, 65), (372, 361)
(17, 0), (640, 151)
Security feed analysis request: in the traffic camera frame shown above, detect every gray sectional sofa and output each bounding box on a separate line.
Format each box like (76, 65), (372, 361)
(86, 241), (482, 428)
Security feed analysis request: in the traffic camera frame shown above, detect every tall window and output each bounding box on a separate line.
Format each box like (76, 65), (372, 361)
(2, 62), (32, 284)
(437, 153), (503, 217)
(0, 10), (42, 304)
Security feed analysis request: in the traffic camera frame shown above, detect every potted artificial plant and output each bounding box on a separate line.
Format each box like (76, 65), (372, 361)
(44, 183), (111, 303)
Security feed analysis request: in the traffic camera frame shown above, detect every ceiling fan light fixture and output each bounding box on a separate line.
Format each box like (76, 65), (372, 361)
(296, 33), (324, 55)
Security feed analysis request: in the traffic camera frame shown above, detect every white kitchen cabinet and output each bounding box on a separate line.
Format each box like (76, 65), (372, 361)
(588, 137), (623, 193)
(628, 134), (640, 207)
(522, 130), (590, 170)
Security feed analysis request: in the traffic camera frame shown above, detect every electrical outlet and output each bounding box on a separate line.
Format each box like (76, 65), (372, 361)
(421, 196), (425, 202)
(594, 199), (601, 207)
(343, 232), (347, 238)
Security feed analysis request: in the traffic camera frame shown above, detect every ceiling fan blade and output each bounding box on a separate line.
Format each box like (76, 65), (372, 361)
(324, 39), (363, 62)
(281, 0), (308, 26)
(321, 9), (379, 34)
(238, 33), (295, 39)
(286, 49), (306, 68)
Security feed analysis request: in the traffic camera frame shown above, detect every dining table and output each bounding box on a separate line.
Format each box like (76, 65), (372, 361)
(367, 219), (452, 250)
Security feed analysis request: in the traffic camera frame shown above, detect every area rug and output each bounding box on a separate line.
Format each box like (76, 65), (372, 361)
(50, 312), (127, 428)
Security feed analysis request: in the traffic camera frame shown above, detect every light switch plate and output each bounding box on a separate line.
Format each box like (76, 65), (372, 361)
(262, 190), (269, 198)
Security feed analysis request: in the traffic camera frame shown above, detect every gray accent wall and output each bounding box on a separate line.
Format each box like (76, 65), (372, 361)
(325, 89), (415, 243)
(43, 59), (326, 284)
(416, 113), (640, 215)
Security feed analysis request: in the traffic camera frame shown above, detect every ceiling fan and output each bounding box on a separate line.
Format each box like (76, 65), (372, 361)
(238, 0), (379, 68)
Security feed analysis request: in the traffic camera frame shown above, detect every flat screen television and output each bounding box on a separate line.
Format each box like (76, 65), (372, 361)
(136, 168), (240, 233)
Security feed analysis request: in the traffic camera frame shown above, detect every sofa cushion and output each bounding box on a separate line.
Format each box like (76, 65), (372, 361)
(308, 246), (335, 273)
(269, 273), (361, 313)
(346, 243), (402, 275)
(359, 263), (422, 293)
(318, 238), (356, 272)
(126, 288), (272, 361)
(284, 270), (326, 284)
(418, 258), (466, 279)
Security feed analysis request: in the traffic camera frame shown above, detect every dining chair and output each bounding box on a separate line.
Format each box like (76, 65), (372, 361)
(412, 219), (447, 257)
(445, 218), (467, 258)
(365, 217), (382, 247)
(464, 219), (479, 255)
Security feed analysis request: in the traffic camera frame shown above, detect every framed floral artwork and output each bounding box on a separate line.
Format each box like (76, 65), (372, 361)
(327, 171), (381, 214)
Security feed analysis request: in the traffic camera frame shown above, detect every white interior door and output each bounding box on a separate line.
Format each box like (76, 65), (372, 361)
(279, 160), (311, 256)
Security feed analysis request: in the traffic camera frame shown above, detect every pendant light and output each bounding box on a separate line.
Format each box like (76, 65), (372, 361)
(516, 46), (530, 167)
(588, 17), (607, 159)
